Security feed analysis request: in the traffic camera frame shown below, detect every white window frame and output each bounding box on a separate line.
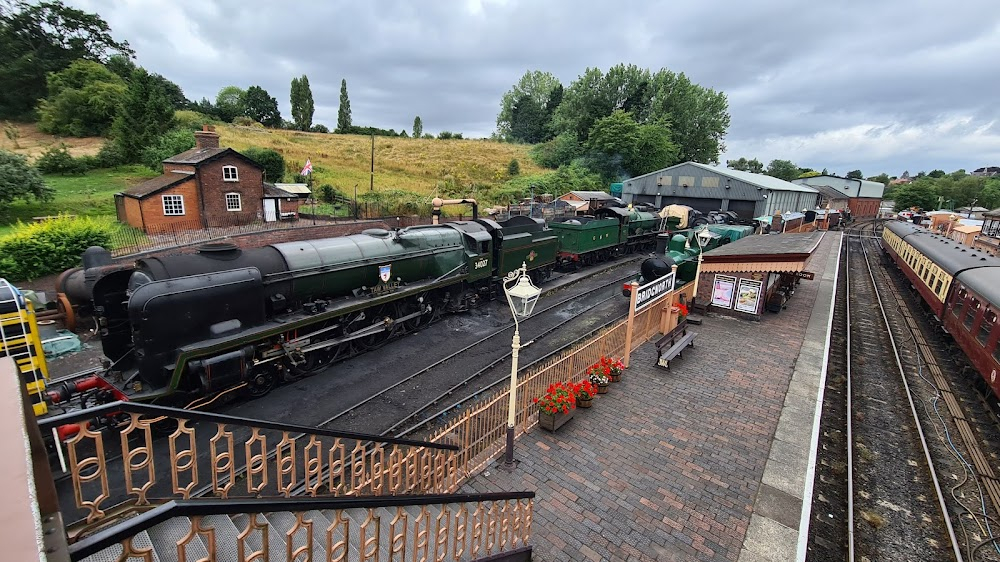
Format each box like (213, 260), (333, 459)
(223, 165), (239, 182)
(225, 192), (242, 212)
(162, 194), (185, 216)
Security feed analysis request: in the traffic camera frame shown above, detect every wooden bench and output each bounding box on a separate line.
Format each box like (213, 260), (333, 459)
(654, 318), (698, 370)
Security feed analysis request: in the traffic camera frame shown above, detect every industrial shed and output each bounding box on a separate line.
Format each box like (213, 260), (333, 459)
(620, 162), (819, 219)
(791, 174), (885, 217)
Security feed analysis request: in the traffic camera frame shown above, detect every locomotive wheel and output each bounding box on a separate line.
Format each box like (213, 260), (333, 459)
(393, 301), (424, 334)
(246, 371), (276, 398)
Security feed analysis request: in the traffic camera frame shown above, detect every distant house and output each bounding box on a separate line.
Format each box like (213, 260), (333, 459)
(791, 174), (885, 217)
(558, 191), (620, 215)
(115, 126), (275, 232)
(972, 166), (1000, 177)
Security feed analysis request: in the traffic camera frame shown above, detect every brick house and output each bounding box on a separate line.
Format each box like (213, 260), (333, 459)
(115, 127), (269, 232)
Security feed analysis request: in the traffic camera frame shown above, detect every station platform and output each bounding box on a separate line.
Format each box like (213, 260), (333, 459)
(461, 231), (842, 561)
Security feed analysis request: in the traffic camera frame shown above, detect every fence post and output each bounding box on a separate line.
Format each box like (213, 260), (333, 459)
(623, 281), (639, 368)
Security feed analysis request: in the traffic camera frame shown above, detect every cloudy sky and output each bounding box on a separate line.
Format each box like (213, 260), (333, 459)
(69, 0), (999, 177)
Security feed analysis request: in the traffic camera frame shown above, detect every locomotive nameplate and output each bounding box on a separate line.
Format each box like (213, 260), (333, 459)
(635, 271), (676, 312)
(370, 281), (401, 296)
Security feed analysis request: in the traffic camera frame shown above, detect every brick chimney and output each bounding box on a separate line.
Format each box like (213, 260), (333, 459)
(193, 125), (220, 149)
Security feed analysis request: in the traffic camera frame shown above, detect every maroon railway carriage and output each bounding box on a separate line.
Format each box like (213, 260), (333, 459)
(882, 220), (1000, 403)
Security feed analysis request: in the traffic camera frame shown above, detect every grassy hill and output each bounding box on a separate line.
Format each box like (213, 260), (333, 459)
(216, 125), (543, 195)
(0, 124), (543, 235)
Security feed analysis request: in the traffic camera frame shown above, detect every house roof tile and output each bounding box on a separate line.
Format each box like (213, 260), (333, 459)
(121, 172), (193, 198)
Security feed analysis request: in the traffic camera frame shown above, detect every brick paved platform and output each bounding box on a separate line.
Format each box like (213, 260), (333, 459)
(462, 232), (842, 561)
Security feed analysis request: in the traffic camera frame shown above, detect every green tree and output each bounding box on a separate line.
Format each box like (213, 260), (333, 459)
(530, 132), (582, 169)
(798, 170), (821, 179)
(141, 128), (195, 171)
(496, 70), (562, 140)
(846, 169), (863, 179)
(765, 159), (800, 182)
(727, 157), (764, 174)
(647, 69), (729, 163)
(866, 173), (890, 186)
(927, 169), (946, 178)
(337, 79), (352, 132)
(507, 158), (520, 177)
(215, 86), (246, 123)
(0, 0), (133, 119)
(37, 59), (127, 136)
(508, 93), (547, 143)
(243, 147), (285, 183)
(892, 182), (940, 211)
(0, 150), (53, 207)
(980, 178), (1000, 209)
(289, 75), (314, 131)
(412, 116), (422, 138)
(111, 68), (175, 162)
(584, 110), (677, 179)
(244, 85), (281, 127)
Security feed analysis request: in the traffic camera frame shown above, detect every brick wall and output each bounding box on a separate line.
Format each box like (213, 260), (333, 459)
(198, 155), (265, 227)
(137, 178), (203, 232)
(849, 198), (881, 217)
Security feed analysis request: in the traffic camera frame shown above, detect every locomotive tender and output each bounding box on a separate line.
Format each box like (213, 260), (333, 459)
(881, 220), (1000, 404)
(46, 205), (671, 412)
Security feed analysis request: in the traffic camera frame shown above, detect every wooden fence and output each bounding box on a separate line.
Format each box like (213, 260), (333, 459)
(427, 285), (678, 479)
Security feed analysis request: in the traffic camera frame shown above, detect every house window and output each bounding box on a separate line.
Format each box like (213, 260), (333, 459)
(162, 194), (185, 216)
(223, 165), (239, 182)
(225, 193), (242, 211)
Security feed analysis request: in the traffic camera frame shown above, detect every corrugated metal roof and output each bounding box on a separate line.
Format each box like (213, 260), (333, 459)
(568, 191), (615, 200)
(627, 162), (819, 193)
(274, 183), (311, 195)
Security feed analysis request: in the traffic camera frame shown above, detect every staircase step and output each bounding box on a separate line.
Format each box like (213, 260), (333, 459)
(80, 530), (160, 562)
(229, 512), (283, 562)
(200, 514), (242, 561)
(263, 511), (327, 561)
(147, 516), (208, 562)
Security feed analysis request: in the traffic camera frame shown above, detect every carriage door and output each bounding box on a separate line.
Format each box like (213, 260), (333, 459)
(264, 198), (278, 222)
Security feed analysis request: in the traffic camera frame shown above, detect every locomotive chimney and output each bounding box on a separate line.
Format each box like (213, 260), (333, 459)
(194, 125), (220, 150)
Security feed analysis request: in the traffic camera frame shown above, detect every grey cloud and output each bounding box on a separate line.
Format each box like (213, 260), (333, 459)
(69, 0), (1000, 173)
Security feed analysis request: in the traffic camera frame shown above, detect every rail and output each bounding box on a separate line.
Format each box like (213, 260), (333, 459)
(42, 401), (459, 531)
(70, 492), (535, 561)
(846, 223), (963, 561)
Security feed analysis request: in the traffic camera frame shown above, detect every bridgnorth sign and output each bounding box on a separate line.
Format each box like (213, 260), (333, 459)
(634, 271), (676, 312)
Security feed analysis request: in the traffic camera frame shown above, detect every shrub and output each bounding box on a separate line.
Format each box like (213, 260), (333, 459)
(96, 142), (127, 168)
(141, 128), (196, 172)
(174, 110), (215, 131)
(310, 124), (329, 133)
(438, 131), (453, 140)
(35, 145), (76, 174)
(319, 184), (335, 203)
(232, 116), (261, 127)
(508, 158), (520, 177)
(243, 147), (286, 183)
(0, 215), (115, 281)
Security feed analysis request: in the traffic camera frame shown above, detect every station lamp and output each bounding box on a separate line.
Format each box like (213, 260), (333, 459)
(502, 262), (541, 470)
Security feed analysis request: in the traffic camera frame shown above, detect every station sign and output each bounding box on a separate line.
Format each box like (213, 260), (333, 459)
(634, 271), (676, 312)
(794, 271), (816, 280)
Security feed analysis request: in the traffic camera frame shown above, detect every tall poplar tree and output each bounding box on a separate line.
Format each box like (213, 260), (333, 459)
(412, 116), (423, 138)
(337, 79), (352, 132)
(289, 75), (314, 131)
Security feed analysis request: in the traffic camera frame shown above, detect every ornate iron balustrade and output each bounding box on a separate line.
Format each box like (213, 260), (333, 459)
(70, 493), (534, 562)
(40, 402), (459, 528)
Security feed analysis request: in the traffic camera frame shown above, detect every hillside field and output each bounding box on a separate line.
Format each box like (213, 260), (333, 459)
(1, 124), (544, 236)
(216, 125), (543, 195)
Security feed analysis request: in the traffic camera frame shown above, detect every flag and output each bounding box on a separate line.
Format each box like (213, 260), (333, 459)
(300, 159), (313, 176)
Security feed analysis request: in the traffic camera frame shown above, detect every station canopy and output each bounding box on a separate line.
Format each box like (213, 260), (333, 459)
(701, 232), (824, 274)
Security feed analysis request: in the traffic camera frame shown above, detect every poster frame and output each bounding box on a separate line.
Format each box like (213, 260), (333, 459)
(711, 274), (737, 309)
(734, 278), (763, 314)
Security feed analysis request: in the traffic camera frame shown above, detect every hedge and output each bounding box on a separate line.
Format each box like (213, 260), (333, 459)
(0, 215), (115, 281)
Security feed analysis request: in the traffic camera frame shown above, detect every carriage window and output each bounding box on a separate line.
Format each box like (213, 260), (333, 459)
(978, 311), (995, 346)
(965, 299), (979, 330)
(935, 278), (944, 295)
(953, 298), (963, 317)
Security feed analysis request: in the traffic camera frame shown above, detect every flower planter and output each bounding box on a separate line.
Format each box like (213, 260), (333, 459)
(609, 373), (622, 382)
(538, 409), (574, 432)
(577, 396), (593, 408)
(597, 383), (609, 394)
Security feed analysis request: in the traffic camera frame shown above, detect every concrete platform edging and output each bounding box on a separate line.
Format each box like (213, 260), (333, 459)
(738, 232), (842, 562)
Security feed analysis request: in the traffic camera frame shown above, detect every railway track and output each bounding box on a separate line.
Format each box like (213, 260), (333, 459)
(810, 220), (1000, 561)
(845, 222), (961, 561)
